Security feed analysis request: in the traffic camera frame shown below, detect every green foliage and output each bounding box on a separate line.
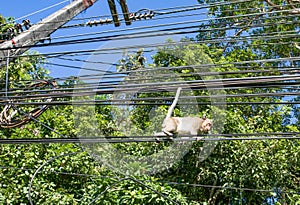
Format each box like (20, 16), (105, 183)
(1, 5), (299, 204)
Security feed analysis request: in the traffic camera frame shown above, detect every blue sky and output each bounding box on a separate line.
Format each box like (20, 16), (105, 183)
(1, 0), (202, 78)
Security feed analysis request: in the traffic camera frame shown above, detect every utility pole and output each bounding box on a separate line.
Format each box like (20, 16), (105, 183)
(0, 0), (98, 68)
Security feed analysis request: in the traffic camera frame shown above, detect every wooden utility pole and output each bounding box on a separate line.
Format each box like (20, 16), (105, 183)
(0, 0), (98, 68)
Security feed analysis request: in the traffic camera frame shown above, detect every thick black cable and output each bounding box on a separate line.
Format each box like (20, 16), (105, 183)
(42, 61), (286, 77)
(4, 63), (300, 86)
(0, 87), (299, 103)
(0, 85), (299, 102)
(0, 82), (299, 103)
(1, 132), (300, 144)
(0, 74), (299, 100)
(0, 101), (298, 106)
(5, 70), (299, 92)
(1, 72), (298, 97)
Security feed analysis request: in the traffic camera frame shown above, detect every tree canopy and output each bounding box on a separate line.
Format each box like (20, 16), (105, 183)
(0, 0), (300, 203)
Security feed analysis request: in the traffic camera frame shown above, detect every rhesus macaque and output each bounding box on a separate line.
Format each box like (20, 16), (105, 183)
(155, 87), (212, 136)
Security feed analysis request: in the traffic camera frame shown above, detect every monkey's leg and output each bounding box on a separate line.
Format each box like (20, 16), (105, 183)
(162, 117), (177, 136)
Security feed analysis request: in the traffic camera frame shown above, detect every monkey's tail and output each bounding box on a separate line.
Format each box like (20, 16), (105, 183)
(165, 87), (182, 119)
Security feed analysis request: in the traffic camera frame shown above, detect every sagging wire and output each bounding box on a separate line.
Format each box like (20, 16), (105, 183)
(28, 152), (80, 205)
(1, 165), (299, 195)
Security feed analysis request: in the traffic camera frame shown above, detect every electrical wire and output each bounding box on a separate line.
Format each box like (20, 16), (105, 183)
(2, 7), (300, 52)
(0, 78), (298, 101)
(5, 0), (288, 36)
(62, 1), (294, 30)
(1, 0), (252, 29)
(1, 62), (298, 92)
(1, 63), (297, 86)
(0, 100), (298, 106)
(0, 132), (300, 144)
(28, 152), (79, 205)
(0, 74), (299, 101)
(0, 85), (299, 102)
(0, 165), (115, 179)
(87, 177), (181, 205)
(41, 62), (299, 83)
(163, 181), (300, 195)
(36, 4), (295, 43)
(3, 32), (300, 61)
(1, 165), (299, 195)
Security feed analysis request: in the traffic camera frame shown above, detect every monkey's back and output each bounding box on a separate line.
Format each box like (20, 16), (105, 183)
(173, 117), (202, 135)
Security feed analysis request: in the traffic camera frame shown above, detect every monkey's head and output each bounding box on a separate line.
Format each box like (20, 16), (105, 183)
(200, 116), (213, 132)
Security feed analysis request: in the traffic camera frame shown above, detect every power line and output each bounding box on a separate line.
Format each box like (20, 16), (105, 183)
(1, 63), (298, 86)
(0, 100), (298, 106)
(47, 9), (282, 42)
(2, 8), (300, 52)
(163, 181), (300, 195)
(0, 74), (298, 103)
(1, 165), (298, 195)
(42, 63), (299, 84)
(0, 133), (300, 144)
(3, 32), (300, 61)
(0, 80), (298, 102)
(1, 0), (252, 30)
(0, 63), (298, 94)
